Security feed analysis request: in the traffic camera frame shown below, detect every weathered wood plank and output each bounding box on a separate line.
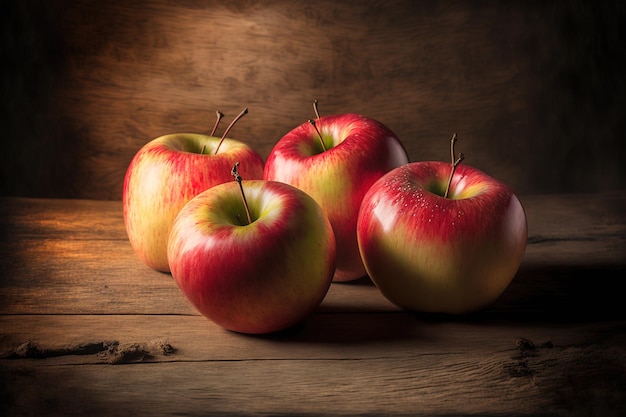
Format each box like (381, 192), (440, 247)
(0, 193), (625, 416)
(1, 315), (625, 416)
(521, 191), (626, 266)
(1, 314), (624, 362)
(0, 197), (127, 240)
(1, 193), (625, 318)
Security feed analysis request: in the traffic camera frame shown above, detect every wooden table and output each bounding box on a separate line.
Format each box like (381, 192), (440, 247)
(1, 192), (625, 416)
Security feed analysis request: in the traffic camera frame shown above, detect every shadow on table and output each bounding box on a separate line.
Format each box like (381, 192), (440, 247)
(252, 263), (626, 344)
(476, 264), (626, 323)
(323, 264), (626, 323)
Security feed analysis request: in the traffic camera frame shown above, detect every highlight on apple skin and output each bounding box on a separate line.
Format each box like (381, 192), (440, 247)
(264, 112), (409, 282)
(356, 161), (527, 314)
(123, 132), (264, 272)
(167, 179), (336, 335)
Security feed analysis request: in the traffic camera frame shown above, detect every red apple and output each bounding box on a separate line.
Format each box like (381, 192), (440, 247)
(167, 172), (336, 334)
(123, 109), (264, 272)
(357, 136), (527, 313)
(264, 106), (409, 282)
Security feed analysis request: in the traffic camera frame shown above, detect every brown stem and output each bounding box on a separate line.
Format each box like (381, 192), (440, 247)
(308, 119), (327, 152)
(449, 132), (457, 167)
(210, 111), (225, 137)
(214, 107), (248, 155)
(444, 133), (465, 198)
(313, 99), (321, 120)
(201, 111), (226, 154)
(231, 162), (252, 225)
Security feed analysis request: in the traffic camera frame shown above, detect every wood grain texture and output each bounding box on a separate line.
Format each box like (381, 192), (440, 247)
(1, 316), (625, 416)
(0, 193), (624, 317)
(2, 0), (625, 199)
(0, 193), (625, 415)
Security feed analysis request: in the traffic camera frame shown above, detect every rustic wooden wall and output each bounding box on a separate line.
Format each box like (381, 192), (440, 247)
(1, 0), (625, 200)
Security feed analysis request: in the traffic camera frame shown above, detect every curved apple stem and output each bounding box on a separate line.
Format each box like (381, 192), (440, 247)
(444, 133), (465, 199)
(210, 110), (225, 137)
(231, 162), (252, 225)
(200, 111), (225, 154)
(214, 107), (248, 155)
(310, 99), (326, 151)
(313, 99), (321, 120)
(308, 119), (327, 152)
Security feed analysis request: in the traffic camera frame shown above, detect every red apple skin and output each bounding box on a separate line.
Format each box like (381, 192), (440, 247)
(357, 161), (527, 314)
(123, 133), (264, 272)
(264, 114), (409, 282)
(167, 180), (336, 334)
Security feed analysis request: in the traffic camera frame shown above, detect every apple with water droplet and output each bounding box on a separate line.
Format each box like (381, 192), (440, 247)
(357, 134), (527, 314)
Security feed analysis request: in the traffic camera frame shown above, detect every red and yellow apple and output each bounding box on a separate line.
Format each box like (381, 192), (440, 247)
(123, 110), (264, 272)
(167, 177), (336, 334)
(264, 110), (409, 282)
(357, 147), (527, 314)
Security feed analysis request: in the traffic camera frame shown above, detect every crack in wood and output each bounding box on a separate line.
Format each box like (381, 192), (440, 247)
(526, 234), (623, 244)
(503, 337), (555, 378)
(1, 340), (116, 359)
(1, 339), (176, 365)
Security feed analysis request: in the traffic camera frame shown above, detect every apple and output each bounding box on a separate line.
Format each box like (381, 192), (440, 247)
(167, 165), (336, 334)
(357, 134), (527, 314)
(123, 109), (264, 272)
(263, 102), (409, 282)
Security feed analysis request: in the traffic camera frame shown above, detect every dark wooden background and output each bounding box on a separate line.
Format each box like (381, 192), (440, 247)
(1, 0), (625, 200)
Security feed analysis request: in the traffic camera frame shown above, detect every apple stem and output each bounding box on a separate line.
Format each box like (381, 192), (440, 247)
(214, 107), (248, 155)
(308, 119), (327, 152)
(313, 99), (321, 120)
(231, 162), (252, 225)
(210, 110), (225, 137)
(444, 133), (465, 199)
(200, 111), (226, 154)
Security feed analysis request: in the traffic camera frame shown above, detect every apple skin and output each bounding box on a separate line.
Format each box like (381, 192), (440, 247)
(167, 179), (336, 334)
(357, 161), (527, 314)
(263, 113), (409, 282)
(123, 133), (264, 272)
